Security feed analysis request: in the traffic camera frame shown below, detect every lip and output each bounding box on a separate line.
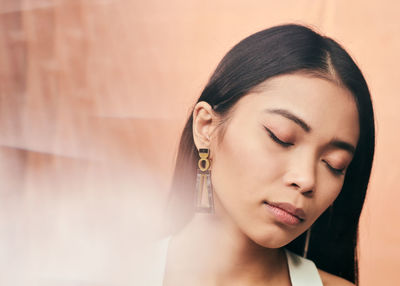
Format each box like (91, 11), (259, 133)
(263, 201), (306, 225)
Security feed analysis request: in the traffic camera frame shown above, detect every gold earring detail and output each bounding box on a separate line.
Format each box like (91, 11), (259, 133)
(195, 148), (215, 213)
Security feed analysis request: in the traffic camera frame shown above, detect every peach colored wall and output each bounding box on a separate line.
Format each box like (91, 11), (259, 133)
(0, 0), (399, 284)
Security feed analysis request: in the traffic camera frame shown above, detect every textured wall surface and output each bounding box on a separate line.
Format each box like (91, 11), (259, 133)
(0, 0), (399, 284)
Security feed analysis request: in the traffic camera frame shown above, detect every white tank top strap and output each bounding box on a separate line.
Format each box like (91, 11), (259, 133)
(156, 236), (172, 286)
(284, 248), (324, 286)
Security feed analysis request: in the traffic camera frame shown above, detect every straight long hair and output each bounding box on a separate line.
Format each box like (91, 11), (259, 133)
(166, 24), (375, 284)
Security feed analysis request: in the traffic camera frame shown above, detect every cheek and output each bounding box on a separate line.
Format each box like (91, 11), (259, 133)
(211, 123), (285, 206)
(313, 176), (344, 218)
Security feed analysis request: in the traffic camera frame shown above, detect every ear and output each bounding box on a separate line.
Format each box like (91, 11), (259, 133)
(192, 101), (219, 153)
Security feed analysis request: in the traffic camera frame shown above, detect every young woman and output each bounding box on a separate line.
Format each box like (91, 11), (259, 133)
(160, 24), (375, 286)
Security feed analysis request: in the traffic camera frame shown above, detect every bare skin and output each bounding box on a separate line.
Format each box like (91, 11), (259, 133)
(163, 214), (291, 286)
(163, 73), (359, 286)
(318, 270), (355, 286)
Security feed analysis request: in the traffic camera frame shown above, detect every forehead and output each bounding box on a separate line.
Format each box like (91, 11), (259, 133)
(231, 73), (360, 145)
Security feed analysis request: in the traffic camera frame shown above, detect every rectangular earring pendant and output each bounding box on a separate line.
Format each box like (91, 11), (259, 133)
(195, 169), (214, 213)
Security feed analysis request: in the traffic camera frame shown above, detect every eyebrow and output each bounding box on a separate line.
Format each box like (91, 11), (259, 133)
(264, 108), (311, 132)
(264, 108), (356, 154)
(329, 140), (356, 155)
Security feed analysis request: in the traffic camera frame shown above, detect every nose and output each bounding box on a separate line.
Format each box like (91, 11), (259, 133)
(283, 154), (316, 196)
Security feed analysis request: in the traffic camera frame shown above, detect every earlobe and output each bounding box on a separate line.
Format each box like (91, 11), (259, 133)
(192, 101), (218, 150)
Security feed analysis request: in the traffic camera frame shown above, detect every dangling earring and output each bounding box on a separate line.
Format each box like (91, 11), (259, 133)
(195, 148), (215, 213)
(303, 227), (311, 258)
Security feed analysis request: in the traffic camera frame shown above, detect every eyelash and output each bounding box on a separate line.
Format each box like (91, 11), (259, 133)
(264, 127), (293, 147)
(264, 127), (346, 176)
(322, 160), (345, 176)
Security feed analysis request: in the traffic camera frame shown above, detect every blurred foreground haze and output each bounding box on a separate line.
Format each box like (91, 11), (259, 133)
(0, 0), (399, 285)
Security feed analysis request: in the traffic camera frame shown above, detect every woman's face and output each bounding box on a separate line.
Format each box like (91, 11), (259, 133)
(195, 73), (359, 248)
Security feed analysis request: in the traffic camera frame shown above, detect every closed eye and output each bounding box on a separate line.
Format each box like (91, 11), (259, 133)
(322, 160), (345, 176)
(264, 127), (294, 148)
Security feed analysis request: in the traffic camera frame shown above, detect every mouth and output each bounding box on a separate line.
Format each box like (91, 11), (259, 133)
(262, 201), (306, 225)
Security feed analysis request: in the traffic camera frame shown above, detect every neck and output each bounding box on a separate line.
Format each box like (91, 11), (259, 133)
(167, 212), (289, 285)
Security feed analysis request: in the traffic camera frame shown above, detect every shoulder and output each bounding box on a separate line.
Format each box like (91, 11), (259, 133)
(317, 269), (355, 286)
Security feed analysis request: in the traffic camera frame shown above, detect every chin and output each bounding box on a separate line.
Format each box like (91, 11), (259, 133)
(248, 231), (294, 249)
